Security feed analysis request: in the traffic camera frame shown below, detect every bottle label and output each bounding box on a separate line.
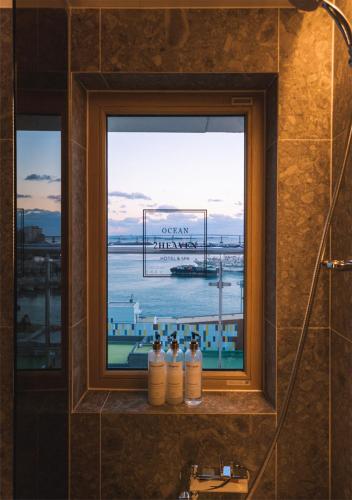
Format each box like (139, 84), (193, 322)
(167, 361), (183, 403)
(148, 361), (166, 404)
(185, 361), (202, 399)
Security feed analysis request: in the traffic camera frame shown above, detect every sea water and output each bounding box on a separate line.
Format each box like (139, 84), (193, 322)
(17, 252), (244, 324)
(107, 252), (243, 318)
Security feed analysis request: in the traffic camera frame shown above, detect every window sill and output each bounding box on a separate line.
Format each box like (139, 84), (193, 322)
(74, 390), (276, 415)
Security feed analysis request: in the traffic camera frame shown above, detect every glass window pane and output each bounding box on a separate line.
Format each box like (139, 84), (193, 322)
(16, 115), (62, 370)
(107, 115), (245, 371)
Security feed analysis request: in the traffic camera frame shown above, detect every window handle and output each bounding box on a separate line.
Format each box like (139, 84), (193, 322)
(321, 259), (352, 271)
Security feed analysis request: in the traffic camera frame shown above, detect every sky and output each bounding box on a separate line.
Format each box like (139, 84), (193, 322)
(16, 130), (62, 212)
(108, 130), (245, 236)
(16, 119), (245, 238)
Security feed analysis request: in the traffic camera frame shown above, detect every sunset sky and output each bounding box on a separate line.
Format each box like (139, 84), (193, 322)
(16, 129), (61, 212)
(16, 117), (245, 237)
(107, 127), (245, 236)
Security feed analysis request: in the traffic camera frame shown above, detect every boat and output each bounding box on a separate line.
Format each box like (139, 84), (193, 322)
(194, 255), (244, 272)
(170, 265), (218, 277)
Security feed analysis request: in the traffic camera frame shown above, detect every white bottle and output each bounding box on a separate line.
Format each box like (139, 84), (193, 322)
(185, 333), (202, 406)
(166, 332), (184, 405)
(148, 334), (166, 406)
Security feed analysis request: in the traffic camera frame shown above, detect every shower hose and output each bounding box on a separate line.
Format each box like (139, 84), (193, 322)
(246, 114), (352, 499)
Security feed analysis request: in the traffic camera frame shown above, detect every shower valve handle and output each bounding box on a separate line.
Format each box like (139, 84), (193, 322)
(321, 259), (352, 271)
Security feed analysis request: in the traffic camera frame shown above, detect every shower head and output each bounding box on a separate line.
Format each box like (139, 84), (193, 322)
(288, 0), (322, 11)
(289, 0), (352, 67)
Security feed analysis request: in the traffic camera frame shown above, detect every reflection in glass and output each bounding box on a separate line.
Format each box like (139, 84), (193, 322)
(107, 116), (245, 371)
(16, 115), (62, 369)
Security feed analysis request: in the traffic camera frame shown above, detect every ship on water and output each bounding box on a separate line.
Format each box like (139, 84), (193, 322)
(194, 255), (244, 273)
(170, 264), (218, 277)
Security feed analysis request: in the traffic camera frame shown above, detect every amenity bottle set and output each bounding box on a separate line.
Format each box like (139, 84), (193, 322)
(148, 332), (202, 407)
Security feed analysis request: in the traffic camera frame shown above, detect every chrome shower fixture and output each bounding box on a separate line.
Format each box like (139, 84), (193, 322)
(289, 0), (322, 10)
(321, 259), (352, 271)
(289, 0), (352, 67)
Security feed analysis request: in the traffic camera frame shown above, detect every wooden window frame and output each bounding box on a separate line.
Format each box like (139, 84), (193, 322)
(88, 91), (264, 391)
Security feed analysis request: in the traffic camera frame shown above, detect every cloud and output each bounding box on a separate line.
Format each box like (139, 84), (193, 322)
(108, 217), (142, 235)
(24, 209), (60, 214)
(47, 195), (61, 203)
(17, 194), (32, 199)
(109, 191), (151, 200)
(156, 204), (177, 210)
(208, 213), (244, 235)
(208, 198), (223, 202)
(120, 217), (140, 224)
(25, 174), (61, 183)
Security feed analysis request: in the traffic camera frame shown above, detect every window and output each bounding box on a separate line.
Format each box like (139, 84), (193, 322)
(88, 93), (264, 390)
(16, 115), (63, 370)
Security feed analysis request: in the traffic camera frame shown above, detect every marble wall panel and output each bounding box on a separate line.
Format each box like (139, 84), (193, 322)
(266, 77), (278, 151)
(277, 140), (330, 328)
(77, 72), (277, 91)
(66, 6), (336, 500)
(265, 143), (277, 327)
(101, 413), (275, 499)
(331, 2), (352, 499)
(71, 9), (100, 72)
(277, 328), (329, 499)
(72, 77), (87, 149)
(331, 130), (352, 342)
(72, 319), (87, 409)
(70, 76), (88, 409)
(279, 8), (332, 140)
(333, 0), (352, 139)
(75, 390), (109, 413)
(100, 9), (278, 73)
(71, 413), (100, 500)
(264, 321), (276, 408)
(70, 142), (87, 327)
(331, 331), (352, 500)
(102, 391), (275, 415)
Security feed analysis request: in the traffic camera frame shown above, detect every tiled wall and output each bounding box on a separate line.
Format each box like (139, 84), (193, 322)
(0, 6), (14, 499)
(70, 75), (88, 409)
(276, 12), (331, 496)
(68, 6), (334, 499)
(331, 1), (352, 499)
